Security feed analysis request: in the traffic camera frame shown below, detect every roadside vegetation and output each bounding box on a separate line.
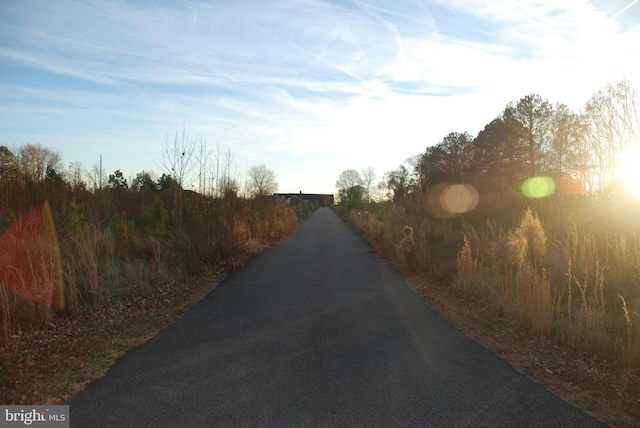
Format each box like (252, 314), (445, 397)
(0, 135), (313, 403)
(335, 79), (639, 427)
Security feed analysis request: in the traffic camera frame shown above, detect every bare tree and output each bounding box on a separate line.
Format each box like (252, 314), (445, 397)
(196, 136), (211, 195)
(157, 126), (199, 235)
(375, 180), (387, 202)
(247, 164), (278, 197)
(68, 161), (87, 190)
(219, 149), (240, 197)
(336, 169), (362, 193)
(157, 126), (197, 190)
(87, 162), (106, 190)
(360, 167), (376, 202)
(15, 143), (62, 182)
(211, 139), (224, 198)
(549, 104), (581, 174)
(582, 79), (640, 191)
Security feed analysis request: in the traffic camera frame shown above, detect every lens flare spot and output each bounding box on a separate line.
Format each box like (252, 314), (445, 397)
(427, 183), (479, 217)
(521, 176), (556, 199)
(0, 202), (64, 309)
(440, 184), (479, 214)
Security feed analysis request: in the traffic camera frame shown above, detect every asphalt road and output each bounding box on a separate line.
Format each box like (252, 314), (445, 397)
(66, 207), (605, 427)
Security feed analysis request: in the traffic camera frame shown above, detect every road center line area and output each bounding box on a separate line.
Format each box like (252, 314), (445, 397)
(66, 208), (605, 427)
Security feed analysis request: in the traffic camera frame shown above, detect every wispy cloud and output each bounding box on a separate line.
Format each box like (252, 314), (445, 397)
(1, 0), (638, 192)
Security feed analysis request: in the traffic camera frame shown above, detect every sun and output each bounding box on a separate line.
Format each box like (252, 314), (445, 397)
(616, 144), (640, 200)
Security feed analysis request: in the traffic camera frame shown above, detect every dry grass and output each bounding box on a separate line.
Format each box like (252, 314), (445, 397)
(0, 286), (14, 340)
(456, 210), (639, 367)
(453, 210), (556, 335)
(396, 226), (418, 271)
(501, 265), (555, 335)
(456, 235), (477, 294)
(60, 228), (106, 311)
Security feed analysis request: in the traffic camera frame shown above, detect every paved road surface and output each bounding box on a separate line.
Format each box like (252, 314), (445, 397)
(66, 208), (604, 427)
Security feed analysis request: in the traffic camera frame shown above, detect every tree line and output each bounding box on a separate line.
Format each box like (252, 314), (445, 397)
(1, 133), (278, 199)
(337, 79), (639, 221)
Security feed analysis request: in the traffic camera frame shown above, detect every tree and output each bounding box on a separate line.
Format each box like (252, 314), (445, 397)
(132, 171), (158, 192)
(16, 143), (62, 182)
(469, 109), (527, 184)
(157, 173), (177, 191)
(157, 127), (199, 235)
(68, 161), (87, 190)
(44, 165), (65, 186)
(0, 146), (19, 180)
(218, 149), (240, 198)
(336, 169), (363, 205)
(108, 170), (128, 190)
(510, 94), (554, 176)
(416, 132), (472, 198)
(418, 144), (448, 193)
(336, 170), (362, 193)
(246, 164), (278, 197)
(361, 167), (376, 202)
(549, 103), (581, 174)
(437, 132), (473, 182)
(340, 185), (364, 209)
(88, 162), (106, 190)
(582, 79), (640, 192)
(158, 126), (197, 190)
(384, 165), (414, 205)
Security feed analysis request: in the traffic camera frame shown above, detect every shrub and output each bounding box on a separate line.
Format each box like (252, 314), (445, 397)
(507, 208), (547, 270)
(396, 226), (417, 272)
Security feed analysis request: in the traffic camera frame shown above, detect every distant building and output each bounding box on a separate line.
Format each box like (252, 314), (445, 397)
(273, 192), (334, 206)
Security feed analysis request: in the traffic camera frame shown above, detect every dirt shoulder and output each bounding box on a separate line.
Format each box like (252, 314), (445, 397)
(0, 256), (247, 405)
(406, 275), (640, 428)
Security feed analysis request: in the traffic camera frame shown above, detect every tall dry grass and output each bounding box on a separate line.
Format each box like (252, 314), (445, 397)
(502, 265), (555, 335)
(396, 226), (418, 272)
(0, 286), (14, 340)
(453, 210), (556, 334)
(457, 209), (640, 366)
(61, 228), (106, 311)
(456, 235), (477, 294)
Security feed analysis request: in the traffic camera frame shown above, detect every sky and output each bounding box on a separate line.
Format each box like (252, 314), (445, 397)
(1, 0), (639, 195)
